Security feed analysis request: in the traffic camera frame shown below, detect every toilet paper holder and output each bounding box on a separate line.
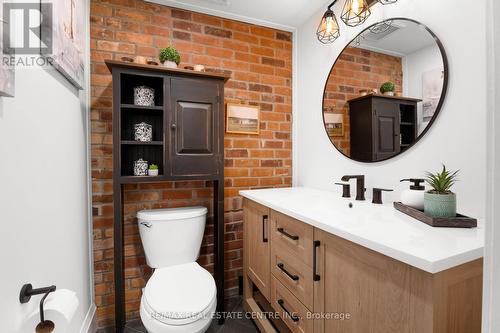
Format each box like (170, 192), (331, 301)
(20, 283), (57, 332)
(20, 283), (56, 304)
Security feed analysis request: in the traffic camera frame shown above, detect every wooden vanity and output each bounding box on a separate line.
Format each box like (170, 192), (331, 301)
(241, 189), (483, 333)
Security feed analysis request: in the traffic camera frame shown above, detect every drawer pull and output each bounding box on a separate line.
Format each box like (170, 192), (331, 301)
(277, 227), (299, 241)
(277, 263), (299, 281)
(313, 240), (321, 281)
(277, 299), (299, 322)
(262, 215), (268, 243)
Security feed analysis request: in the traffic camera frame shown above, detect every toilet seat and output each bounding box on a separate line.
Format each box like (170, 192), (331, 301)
(142, 262), (216, 326)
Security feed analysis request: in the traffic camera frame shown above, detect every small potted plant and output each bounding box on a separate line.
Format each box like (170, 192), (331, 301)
(159, 47), (181, 69)
(380, 81), (396, 96)
(148, 164), (159, 176)
(424, 165), (459, 218)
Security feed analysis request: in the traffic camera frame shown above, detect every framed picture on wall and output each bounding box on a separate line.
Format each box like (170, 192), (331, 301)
(0, 3), (15, 97)
(226, 103), (260, 135)
(41, 0), (85, 90)
(324, 113), (344, 137)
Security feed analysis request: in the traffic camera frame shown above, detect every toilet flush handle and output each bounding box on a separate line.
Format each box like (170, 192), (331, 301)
(140, 222), (152, 228)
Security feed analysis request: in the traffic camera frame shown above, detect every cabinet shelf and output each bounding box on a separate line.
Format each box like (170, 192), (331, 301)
(120, 140), (163, 146)
(120, 103), (163, 111)
(400, 122), (414, 126)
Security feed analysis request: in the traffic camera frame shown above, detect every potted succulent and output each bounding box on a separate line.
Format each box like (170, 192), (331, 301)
(380, 81), (396, 96)
(148, 164), (159, 176)
(159, 47), (181, 69)
(424, 165), (459, 218)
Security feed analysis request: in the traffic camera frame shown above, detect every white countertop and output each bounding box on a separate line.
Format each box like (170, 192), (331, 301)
(239, 187), (484, 273)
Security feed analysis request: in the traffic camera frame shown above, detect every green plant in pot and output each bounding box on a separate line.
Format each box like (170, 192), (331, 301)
(424, 165), (459, 218)
(159, 47), (181, 69)
(380, 81), (395, 96)
(148, 164), (159, 176)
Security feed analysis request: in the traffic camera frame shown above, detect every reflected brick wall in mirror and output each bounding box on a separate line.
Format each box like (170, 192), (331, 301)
(323, 47), (402, 155)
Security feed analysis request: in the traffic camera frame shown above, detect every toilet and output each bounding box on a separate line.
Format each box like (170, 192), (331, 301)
(137, 207), (216, 333)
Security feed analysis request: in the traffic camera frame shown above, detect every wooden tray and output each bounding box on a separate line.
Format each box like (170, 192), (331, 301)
(393, 202), (477, 228)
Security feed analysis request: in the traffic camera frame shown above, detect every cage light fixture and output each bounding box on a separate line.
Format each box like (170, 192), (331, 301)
(341, 0), (371, 27)
(317, 0), (398, 44)
(316, 6), (341, 44)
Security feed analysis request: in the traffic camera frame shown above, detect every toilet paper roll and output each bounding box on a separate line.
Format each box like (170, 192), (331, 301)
(27, 289), (79, 333)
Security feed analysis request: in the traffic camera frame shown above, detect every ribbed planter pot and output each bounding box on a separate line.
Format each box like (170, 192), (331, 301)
(424, 192), (457, 218)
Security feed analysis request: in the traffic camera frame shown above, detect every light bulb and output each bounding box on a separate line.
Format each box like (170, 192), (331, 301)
(351, 0), (361, 14)
(326, 16), (335, 33)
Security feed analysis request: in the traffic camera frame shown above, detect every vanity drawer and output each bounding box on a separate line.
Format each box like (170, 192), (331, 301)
(271, 276), (313, 333)
(271, 210), (313, 267)
(271, 242), (313, 310)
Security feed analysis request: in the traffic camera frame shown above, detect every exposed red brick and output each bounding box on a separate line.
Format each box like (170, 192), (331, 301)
(90, 0), (292, 328)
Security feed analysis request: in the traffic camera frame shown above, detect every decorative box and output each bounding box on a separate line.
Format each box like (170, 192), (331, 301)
(134, 122), (153, 142)
(134, 85), (155, 106)
(133, 158), (148, 176)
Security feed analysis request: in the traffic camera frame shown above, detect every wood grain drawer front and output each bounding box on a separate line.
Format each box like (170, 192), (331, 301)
(271, 276), (313, 333)
(271, 243), (313, 310)
(271, 211), (313, 267)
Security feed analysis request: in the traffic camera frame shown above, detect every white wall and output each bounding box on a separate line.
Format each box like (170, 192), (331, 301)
(0, 1), (94, 332)
(483, 0), (500, 331)
(403, 44), (443, 134)
(295, 0), (487, 219)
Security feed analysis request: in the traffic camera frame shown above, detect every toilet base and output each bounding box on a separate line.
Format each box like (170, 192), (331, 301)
(140, 295), (216, 333)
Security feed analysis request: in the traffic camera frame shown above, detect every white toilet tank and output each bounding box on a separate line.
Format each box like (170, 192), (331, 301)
(137, 206), (208, 269)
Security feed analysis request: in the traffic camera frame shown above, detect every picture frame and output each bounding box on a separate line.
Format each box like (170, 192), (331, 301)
(41, 0), (85, 90)
(0, 2), (15, 97)
(324, 113), (344, 137)
(226, 103), (260, 135)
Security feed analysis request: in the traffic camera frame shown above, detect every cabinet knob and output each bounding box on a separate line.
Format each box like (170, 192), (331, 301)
(171, 124), (177, 130)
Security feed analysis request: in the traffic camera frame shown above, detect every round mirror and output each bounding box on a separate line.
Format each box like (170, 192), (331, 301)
(322, 18), (448, 162)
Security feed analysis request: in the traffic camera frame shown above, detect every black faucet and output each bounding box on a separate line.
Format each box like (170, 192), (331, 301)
(341, 175), (365, 201)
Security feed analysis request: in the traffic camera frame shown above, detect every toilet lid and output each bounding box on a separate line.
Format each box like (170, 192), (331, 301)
(144, 262), (216, 324)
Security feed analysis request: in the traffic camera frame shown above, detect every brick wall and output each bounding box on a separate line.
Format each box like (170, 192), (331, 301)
(90, 0), (292, 328)
(323, 47), (402, 155)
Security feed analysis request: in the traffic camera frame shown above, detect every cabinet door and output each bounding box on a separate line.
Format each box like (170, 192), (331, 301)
(373, 99), (400, 161)
(169, 77), (222, 177)
(313, 229), (412, 333)
(244, 199), (271, 300)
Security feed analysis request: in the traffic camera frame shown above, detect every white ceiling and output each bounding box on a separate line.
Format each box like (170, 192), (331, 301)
(146, 0), (330, 31)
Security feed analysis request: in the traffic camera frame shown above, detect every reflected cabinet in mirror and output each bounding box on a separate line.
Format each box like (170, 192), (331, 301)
(322, 18), (448, 162)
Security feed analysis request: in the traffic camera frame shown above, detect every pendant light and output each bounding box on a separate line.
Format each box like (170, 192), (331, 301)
(341, 0), (371, 27)
(316, 7), (340, 44)
(369, 20), (393, 34)
(378, 0), (397, 4)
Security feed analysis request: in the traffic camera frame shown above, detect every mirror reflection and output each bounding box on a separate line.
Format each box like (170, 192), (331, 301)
(323, 19), (447, 162)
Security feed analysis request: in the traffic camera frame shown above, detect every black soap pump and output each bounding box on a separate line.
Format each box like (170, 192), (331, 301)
(400, 179), (426, 210)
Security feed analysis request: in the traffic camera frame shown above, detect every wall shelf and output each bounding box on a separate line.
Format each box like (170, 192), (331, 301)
(107, 59), (226, 331)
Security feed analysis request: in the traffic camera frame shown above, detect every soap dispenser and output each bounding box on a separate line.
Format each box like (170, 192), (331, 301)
(400, 179), (426, 210)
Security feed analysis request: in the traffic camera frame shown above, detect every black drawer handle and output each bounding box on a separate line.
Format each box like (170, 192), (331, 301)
(277, 263), (299, 281)
(277, 299), (299, 322)
(262, 215), (268, 243)
(277, 227), (299, 241)
(313, 240), (321, 282)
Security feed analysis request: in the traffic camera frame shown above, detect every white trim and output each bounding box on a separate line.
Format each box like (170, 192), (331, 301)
(292, 28), (299, 187)
(79, 304), (97, 333)
(146, 0), (295, 32)
(483, 0), (498, 331)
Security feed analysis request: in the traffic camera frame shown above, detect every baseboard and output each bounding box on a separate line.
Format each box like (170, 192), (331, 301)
(80, 303), (97, 333)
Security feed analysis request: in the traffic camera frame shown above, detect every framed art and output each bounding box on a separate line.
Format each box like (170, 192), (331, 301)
(226, 103), (260, 135)
(0, 2), (14, 97)
(324, 113), (344, 137)
(41, 0), (85, 90)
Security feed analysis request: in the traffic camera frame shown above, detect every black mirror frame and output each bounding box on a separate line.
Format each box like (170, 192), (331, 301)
(321, 18), (449, 163)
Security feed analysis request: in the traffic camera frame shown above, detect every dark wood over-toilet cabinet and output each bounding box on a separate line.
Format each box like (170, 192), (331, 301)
(243, 199), (483, 333)
(106, 60), (229, 331)
(348, 94), (421, 162)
